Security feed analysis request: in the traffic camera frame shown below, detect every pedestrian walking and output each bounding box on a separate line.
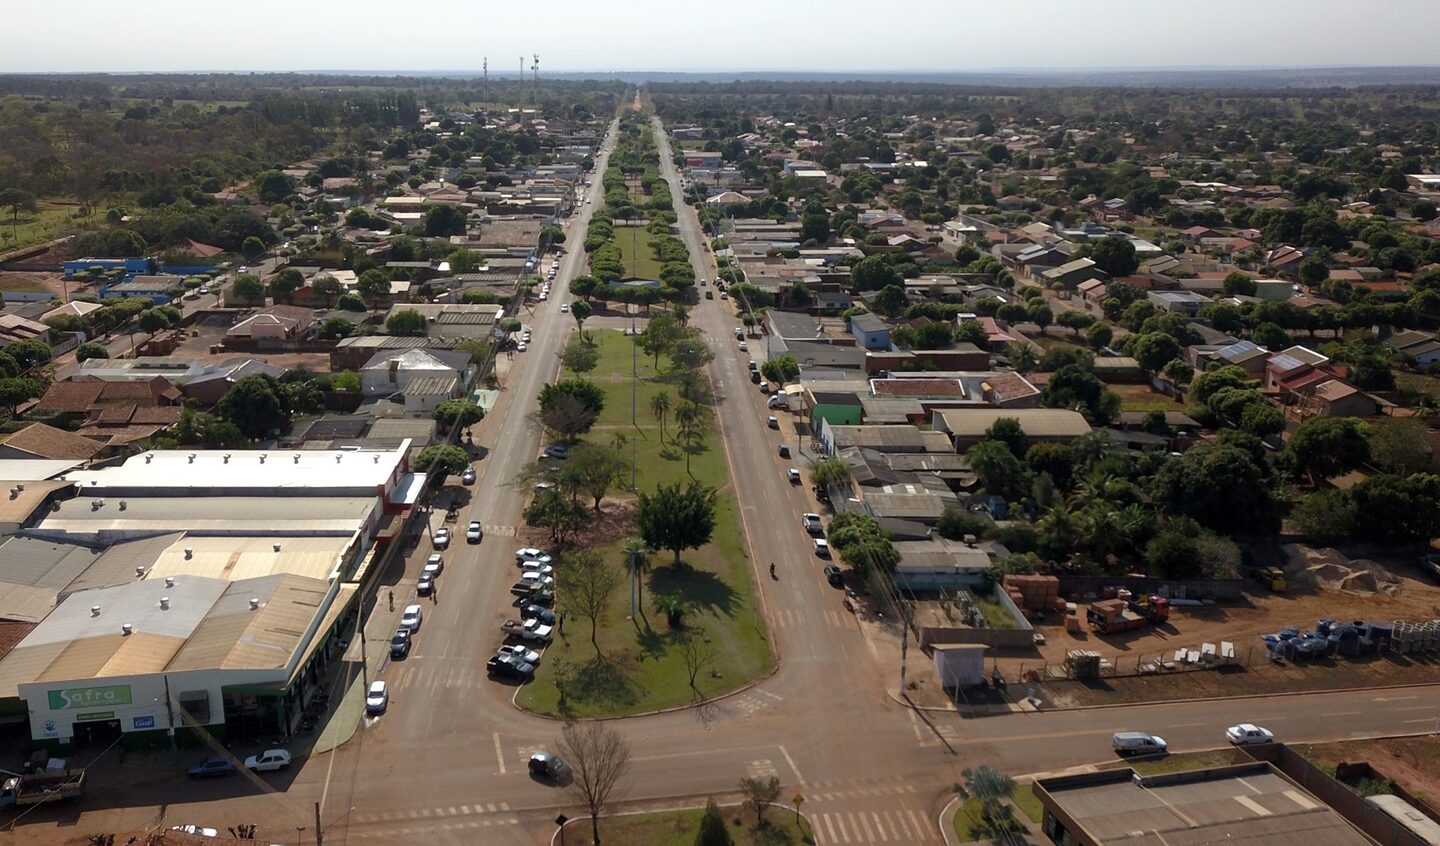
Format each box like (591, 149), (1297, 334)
(388, 590), (394, 612)
(559, 612), (565, 633)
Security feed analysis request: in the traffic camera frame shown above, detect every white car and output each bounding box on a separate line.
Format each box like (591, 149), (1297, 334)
(516, 548), (553, 565)
(517, 343), (528, 352)
(400, 604), (423, 632)
(737, 340), (748, 351)
(1226, 724), (1274, 745)
(466, 521), (483, 543)
(538, 292), (548, 301)
(519, 571), (555, 589)
(171, 826), (219, 837)
(522, 564), (555, 577)
(423, 553), (444, 578)
(244, 749), (292, 772)
(365, 681), (389, 714)
(560, 303), (570, 313)
(432, 528), (450, 549)
(498, 644), (542, 665)
(813, 538), (831, 558)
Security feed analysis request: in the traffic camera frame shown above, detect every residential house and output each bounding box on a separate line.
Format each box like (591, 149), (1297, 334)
(849, 313), (892, 351)
(32, 376), (183, 426)
(932, 408), (1091, 450)
(1382, 329), (1440, 366)
(226, 305), (317, 342)
(1147, 290), (1211, 316)
(360, 348), (471, 398)
(1262, 345), (1330, 392)
(1299, 380), (1378, 418)
(0, 423), (105, 462)
(1040, 258), (1107, 289)
(1263, 246), (1305, 273)
(1189, 340), (1270, 374)
(0, 314), (50, 347)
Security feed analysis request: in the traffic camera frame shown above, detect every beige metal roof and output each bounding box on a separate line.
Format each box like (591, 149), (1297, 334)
(147, 536), (352, 583)
(36, 632), (184, 681)
(0, 480), (71, 525)
(169, 575), (330, 672)
(0, 640), (66, 698)
(934, 408), (1093, 439)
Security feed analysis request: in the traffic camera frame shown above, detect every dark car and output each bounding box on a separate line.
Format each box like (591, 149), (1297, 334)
(777, 444), (790, 458)
(390, 629), (411, 659)
(705, 290), (714, 299)
(521, 604), (557, 624)
(188, 756), (237, 778)
(528, 751), (569, 779)
(487, 655), (534, 680)
(416, 576), (434, 597)
(824, 564), (845, 587)
(750, 370), (762, 384)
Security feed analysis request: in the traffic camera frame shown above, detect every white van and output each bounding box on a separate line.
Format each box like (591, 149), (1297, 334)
(1112, 732), (1167, 757)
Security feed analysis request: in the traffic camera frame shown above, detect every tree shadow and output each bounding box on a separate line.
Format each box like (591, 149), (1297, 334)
(635, 626), (666, 662)
(659, 445), (684, 462)
(649, 566), (737, 618)
(568, 655), (640, 708)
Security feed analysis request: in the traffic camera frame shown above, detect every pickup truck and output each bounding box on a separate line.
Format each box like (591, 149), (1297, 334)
(0, 769), (86, 808)
(510, 580), (552, 597)
(501, 618), (554, 643)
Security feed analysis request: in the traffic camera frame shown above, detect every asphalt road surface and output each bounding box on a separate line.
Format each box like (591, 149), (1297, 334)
(16, 114), (1440, 846)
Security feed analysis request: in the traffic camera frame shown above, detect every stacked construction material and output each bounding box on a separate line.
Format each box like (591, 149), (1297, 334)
(1066, 650), (1101, 680)
(1002, 575), (1061, 611)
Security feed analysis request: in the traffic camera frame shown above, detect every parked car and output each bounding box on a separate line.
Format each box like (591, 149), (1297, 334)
(487, 654), (534, 680)
(389, 629), (411, 658)
(516, 548), (553, 565)
(522, 563), (555, 577)
(777, 444), (790, 458)
(737, 340), (748, 351)
(767, 416), (778, 429)
(705, 290), (714, 299)
(461, 468), (477, 485)
(365, 681), (389, 714)
(812, 538), (831, 558)
(416, 576), (434, 597)
(517, 343), (528, 352)
(528, 751), (569, 779)
(171, 826), (219, 837)
(824, 564), (845, 587)
(466, 521), (483, 543)
(759, 381), (771, 393)
(498, 644), (542, 666)
(1112, 732), (1167, 756)
(768, 394), (788, 409)
(522, 604), (557, 624)
(432, 528), (450, 549)
(750, 370), (762, 384)
(1226, 724), (1274, 745)
(422, 557), (443, 581)
(560, 303), (570, 313)
(518, 571), (555, 590)
(801, 513), (823, 534)
(543, 445), (569, 460)
(188, 756), (237, 779)
(244, 749), (292, 772)
(400, 604), (423, 632)
(787, 468), (801, 484)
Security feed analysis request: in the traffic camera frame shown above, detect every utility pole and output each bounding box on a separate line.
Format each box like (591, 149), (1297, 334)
(482, 57), (488, 106)
(314, 801), (324, 846)
(532, 53), (540, 91)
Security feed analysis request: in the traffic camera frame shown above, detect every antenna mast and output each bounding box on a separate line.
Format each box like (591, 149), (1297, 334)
(482, 57), (488, 105)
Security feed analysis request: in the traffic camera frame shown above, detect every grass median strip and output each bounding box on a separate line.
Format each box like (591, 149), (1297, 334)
(515, 329), (772, 717)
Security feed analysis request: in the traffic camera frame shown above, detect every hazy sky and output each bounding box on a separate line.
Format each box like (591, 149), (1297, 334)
(3, 0), (1437, 74)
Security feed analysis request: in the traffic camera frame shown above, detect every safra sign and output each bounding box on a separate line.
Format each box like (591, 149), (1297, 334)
(46, 685), (132, 710)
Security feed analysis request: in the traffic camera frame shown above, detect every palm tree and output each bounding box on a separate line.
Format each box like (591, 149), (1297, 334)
(649, 391), (671, 443)
(672, 304), (690, 327)
(675, 402), (705, 477)
(623, 538), (652, 627)
(654, 594), (690, 628)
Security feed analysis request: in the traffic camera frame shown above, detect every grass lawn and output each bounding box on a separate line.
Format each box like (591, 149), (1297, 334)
(1012, 783), (1044, 823)
(1109, 383), (1182, 413)
(514, 329), (773, 717)
(1102, 747), (1250, 776)
(612, 225), (663, 280)
(0, 201), (86, 253)
(972, 594), (1022, 629)
(579, 805), (811, 845)
(1395, 371), (1440, 398)
(952, 796), (1027, 841)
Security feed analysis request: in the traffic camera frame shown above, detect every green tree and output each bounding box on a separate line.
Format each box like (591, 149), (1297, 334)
(649, 391), (671, 443)
(985, 417), (1028, 458)
(562, 442), (632, 512)
(332, 370), (361, 392)
(356, 268), (392, 304)
(1366, 418), (1433, 475)
(269, 267), (303, 303)
(1251, 322), (1290, 350)
(0, 377), (43, 415)
(913, 322), (956, 349)
(569, 275), (599, 301)
(739, 776), (782, 828)
(1128, 332), (1182, 372)
(555, 549), (621, 656)
(810, 457), (852, 491)
(1025, 300), (1053, 331)
(538, 379), (605, 440)
(241, 236), (265, 261)
(570, 299), (594, 337)
(524, 487), (592, 544)
(694, 798), (733, 846)
(1299, 255), (1329, 285)
(254, 170), (295, 203)
(760, 356), (800, 383)
(1086, 235), (1138, 276)
(967, 439), (1031, 500)
(850, 254), (901, 291)
(217, 373), (291, 439)
(1222, 271), (1257, 297)
(937, 507), (990, 541)
(386, 308), (428, 336)
(231, 272), (264, 305)
(1086, 321), (1114, 351)
(433, 399), (483, 429)
(1146, 529), (1201, 579)
(635, 481), (717, 565)
(873, 284), (909, 316)
(1057, 310), (1096, 337)
(1152, 443), (1275, 535)
(312, 275), (344, 307)
(74, 341), (109, 362)
(559, 335), (600, 374)
(1348, 473), (1440, 543)
(423, 204), (467, 237)
(319, 316), (355, 339)
(1290, 489), (1357, 545)
(1282, 416), (1369, 483)
(0, 188), (39, 242)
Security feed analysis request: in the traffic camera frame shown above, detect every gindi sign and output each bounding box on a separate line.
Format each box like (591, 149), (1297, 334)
(47, 685), (132, 710)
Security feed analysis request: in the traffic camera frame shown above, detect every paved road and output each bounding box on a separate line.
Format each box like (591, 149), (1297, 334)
(17, 114), (1440, 846)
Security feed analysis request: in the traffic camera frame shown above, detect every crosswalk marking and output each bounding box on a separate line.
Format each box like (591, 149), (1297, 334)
(771, 608), (851, 629)
(810, 809), (936, 845)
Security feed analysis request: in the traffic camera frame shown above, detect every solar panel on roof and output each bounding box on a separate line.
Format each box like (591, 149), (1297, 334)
(1218, 340), (1258, 357)
(1269, 354), (1303, 371)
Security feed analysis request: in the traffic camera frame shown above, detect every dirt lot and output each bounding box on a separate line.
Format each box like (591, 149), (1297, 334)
(169, 313), (333, 372)
(1293, 736), (1440, 806)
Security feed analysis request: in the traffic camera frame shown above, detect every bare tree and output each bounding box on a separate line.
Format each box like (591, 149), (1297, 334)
(680, 633), (716, 696)
(739, 775), (782, 827)
(556, 721), (631, 845)
(556, 549), (621, 658)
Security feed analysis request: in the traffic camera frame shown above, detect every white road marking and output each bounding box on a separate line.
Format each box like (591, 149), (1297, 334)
(906, 809), (929, 841)
(822, 813), (838, 844)
(1321, 711), (1361, 717)
(493, 732), (506, 774)
(779, 744), (807, 785)
(835, 813), (852, 843)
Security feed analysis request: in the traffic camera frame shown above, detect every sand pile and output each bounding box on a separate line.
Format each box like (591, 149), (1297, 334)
(1282, 545), (1402, 597)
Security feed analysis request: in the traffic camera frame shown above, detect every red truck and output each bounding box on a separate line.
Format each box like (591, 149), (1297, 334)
(1087, 596), (1170, 634)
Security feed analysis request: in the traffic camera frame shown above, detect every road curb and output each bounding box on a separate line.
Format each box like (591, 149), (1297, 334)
(888, 677), (1440, 716)
(549, 798), (814, 846)
(938, 794), (964, 846)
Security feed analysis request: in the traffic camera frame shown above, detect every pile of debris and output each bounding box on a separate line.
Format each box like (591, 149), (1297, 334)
(1283, 545), (1403, 597)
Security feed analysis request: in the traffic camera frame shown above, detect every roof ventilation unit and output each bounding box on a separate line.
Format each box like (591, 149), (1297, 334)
(273, 543), (282, 552)
(118, 501), (127, 511)
(188, 453), (196, 463)
(250, 598), (261, 610)
(223, 454), (231, 464)
(259, 454), (267, 464)
(183, 547), (193, 559)
(145, 454), (153, 463)
(135, 566), (145, 578)
(121, 623), (133, 635)
(159, 597), (170, 610)
(165, 576), (176, 588)
(91, 605), (101, 617)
